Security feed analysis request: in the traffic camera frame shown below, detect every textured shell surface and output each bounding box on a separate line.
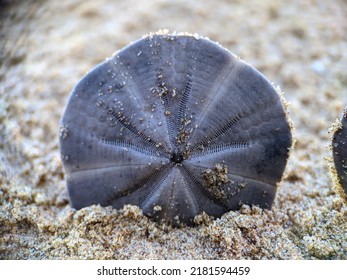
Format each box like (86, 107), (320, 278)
(59, 33), (292, 226)
(332, 109), (347, 200)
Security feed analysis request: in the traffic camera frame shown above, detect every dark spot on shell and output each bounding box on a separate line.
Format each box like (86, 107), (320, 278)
(59, 33), (292, 226)
(170, 152), (184, 164)
(332, 108), (347, 200)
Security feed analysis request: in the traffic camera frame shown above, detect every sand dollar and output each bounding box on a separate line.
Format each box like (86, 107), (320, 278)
(59, 32), (292, 226)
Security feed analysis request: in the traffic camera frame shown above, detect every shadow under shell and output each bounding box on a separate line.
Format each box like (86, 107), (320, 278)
(332, 109), (347, 200)
(59, 33), (292, 226)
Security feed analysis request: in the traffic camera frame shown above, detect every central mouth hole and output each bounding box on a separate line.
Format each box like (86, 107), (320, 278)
(170, 152), (184, 164)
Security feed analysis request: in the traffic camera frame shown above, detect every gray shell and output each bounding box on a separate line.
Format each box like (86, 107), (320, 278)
(332, 109), (347, 198)
(59, 34), (292, 226)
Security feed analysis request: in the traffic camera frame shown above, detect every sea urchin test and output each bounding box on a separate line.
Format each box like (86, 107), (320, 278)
(59, 32), (292, 226)
(332, 108), (347, 201)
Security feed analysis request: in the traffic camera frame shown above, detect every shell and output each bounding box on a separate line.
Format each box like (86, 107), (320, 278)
(332, 109), (347, 200)
(59, 33), (292, 226)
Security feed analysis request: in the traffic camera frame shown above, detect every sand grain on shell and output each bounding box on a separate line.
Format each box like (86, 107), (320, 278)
(1, 0), (347, 259)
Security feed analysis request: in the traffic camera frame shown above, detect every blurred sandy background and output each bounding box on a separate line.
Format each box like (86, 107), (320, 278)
(1, 0), (347, 259)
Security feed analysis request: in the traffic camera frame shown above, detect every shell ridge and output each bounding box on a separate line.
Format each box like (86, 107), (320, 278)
(177, 166), (201, 217)
(107, 164), (172, 204)
(69, 163), (161, 177)
(186, 161), (275, 187)
(139, 163), (175, 209)
(110, 53), (171, 149)
(190, 113), (243, 149)
(156, 76), (176, 151)
(112, 110), (165, 150)
(152, 37), (176, 151)
(176, 76), (193, 149)
(187, 58), (237, 143)
(100, 138), (167, 157)
(141, 165), (200, 223)
(189, 142), (251, 158)
(168, 37), (191, 151)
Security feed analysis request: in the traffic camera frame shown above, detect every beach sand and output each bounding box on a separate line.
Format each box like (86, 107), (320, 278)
(1, 0), (347, 259)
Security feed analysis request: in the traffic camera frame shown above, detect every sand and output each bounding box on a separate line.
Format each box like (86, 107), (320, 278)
(1, 0), (347, 259)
